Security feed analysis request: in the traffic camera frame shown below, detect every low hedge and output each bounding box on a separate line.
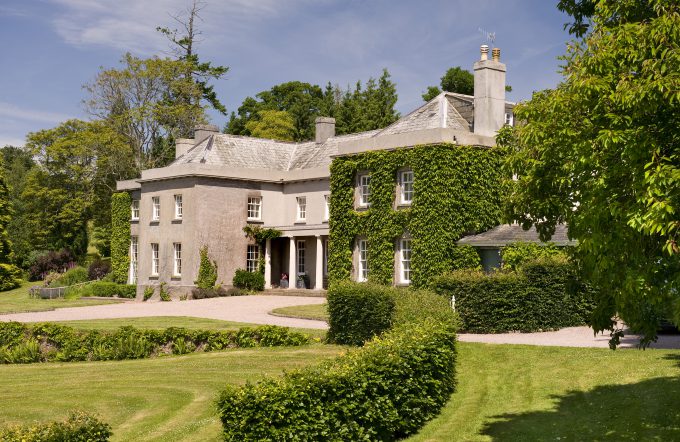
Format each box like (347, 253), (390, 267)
(432, 256), (595, 333)
(66, 282), (136, 299)
(218, 283), (459, 441)
(48, 266), (89, 288)
(232, 269), (265, 291)
(0, 411), (111, 441)
(191, 286), (244, 299)
(0, 323), (310, 364)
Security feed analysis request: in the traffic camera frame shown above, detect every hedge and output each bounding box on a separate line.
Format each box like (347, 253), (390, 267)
(218, 283), (458, 441)
(432, 256), (595, 333)
(0, 411), (111, 441)
(232, 269), (265, 291)
(110, 192), (131, 284)
(0, 323), (310, 364)
(66, 282), (136, 299)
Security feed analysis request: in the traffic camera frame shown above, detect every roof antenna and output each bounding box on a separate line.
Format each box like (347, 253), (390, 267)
(478, 27), (496, 48)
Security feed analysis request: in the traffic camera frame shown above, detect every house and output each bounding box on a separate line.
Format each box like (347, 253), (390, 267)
(116, 45), (515, 296)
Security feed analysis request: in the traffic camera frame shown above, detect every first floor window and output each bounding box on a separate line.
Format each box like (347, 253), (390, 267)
(173, 243), (182, 276)
(129, 236), (138, 284)
(358, 174), (371, 206)
(152, 196), (160, 220)
(297, 240), (306, 274)
(131, 200), (140, 220)
(296, 196), (307, 221)
(174, 195), (183, 219)
(400, 170), (414, 204)
(247, 196), (262, 220)
(151, 243), (159, 276)
(400, 238), (412, 284)
(246, 244), (260, 272)
(358, 239), (368, 282)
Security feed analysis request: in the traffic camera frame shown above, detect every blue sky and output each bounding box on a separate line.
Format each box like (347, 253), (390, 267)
(0, 0), (573, 147)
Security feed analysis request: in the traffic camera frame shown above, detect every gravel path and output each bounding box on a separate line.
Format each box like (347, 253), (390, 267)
(0, 295), (328, 330)
(458, 326), (680, 349)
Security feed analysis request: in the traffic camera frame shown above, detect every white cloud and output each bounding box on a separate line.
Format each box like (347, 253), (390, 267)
(0, 102), (72, 124)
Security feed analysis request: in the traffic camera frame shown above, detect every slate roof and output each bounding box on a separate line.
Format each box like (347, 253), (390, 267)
(172, 92), (515, 171)
(457, 224), (574, 247)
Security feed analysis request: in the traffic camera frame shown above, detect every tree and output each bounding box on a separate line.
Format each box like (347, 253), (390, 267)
(502, 0), (680, 347)
(0, 155), (13, 263)
(245, 110), (296, 141)
(1, 146), (35, 266)
(422, 66), (474, 101)
(84, 54), (207, 169)
(157, 0), (229, 114)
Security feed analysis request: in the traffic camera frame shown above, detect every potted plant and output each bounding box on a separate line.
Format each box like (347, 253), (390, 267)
(296, 273), (309, 289)
(280, 273), (289, 289)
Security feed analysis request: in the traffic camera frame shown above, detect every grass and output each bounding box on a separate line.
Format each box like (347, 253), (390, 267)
(270, 303), (328, 322)
(408, 342), (680, 441)
(0, 345), (344, 441)
(0, 282), (124, 314)
(50, 316), (327, 340)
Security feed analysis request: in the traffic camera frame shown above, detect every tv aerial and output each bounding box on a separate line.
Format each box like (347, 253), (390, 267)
(478, 27), (496, 47)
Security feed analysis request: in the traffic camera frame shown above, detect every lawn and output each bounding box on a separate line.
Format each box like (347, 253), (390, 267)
(270, 303), (328, 321)
(0, 282), (124, 314)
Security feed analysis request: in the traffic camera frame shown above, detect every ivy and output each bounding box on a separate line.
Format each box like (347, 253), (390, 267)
(110, 192), (131, 284)
(329, 144), (504, 287)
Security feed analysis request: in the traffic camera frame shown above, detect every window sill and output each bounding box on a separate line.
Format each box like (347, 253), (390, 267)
(150, 220), (160, 225)
(149, 275), (159, 280)
(396, 282), (411, 287)
(130, 219), (139, 223)
(395, 203), (412, 209)
(171, 276), (181, 280)
(247, 219), (264, 224)
(171, 218), (182, 224)
(322, 219), (328, 224)
(295, 220), (307, 224)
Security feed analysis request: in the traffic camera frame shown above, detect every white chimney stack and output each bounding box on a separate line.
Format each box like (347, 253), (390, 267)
(473, 45), (506, 137)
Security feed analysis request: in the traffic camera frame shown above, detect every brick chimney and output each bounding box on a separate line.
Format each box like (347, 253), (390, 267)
(315, 117), (335, 144)
(473, 45), (506, 137)
(194, 124), (219, 144)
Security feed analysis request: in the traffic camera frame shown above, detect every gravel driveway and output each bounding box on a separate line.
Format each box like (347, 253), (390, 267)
(0, 295), (328, 330)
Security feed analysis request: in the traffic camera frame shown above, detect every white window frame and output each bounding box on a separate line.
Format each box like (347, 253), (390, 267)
(151, 243), (159, 276)
(358, 174), (371, 207)
(358, 239), (368, 282)
(323, 194), (330, 221)
(400, 170), (414, 205)
(131, 200), (140, 221)
(246, 244), (260, 272)
(129, 236), (138, 284)
(297, 240), (306, 275)
(174, 195), (183, 219)
(296, 196), (307, 222)
(152, 196), (160, 221)
(399, 238), (412, 284)
(505, 112), (514, 126)
(247, 197), (262, 221)
(173, 243), (182, 277)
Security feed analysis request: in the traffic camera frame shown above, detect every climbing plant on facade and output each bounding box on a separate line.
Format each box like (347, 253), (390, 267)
(110, 192), (132, 284)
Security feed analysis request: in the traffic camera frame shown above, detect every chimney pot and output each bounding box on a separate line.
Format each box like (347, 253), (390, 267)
(480, 44), (489, 61)
(492, 47), (500, 61)
(315, 117), (336, 144)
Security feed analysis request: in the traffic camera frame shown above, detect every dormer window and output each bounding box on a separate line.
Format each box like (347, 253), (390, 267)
(358, 174), (371, 207)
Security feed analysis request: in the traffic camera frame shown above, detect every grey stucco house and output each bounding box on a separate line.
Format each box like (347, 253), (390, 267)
(117, 45), (520, 296)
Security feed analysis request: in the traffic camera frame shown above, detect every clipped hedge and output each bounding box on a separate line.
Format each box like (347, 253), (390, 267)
(67, 282), (136, 299)
(218, 283), (458, 441)
(232, 269), (265, 291)
(110, 192), (131, 284)
(0, 411), (111, 441)
(432, 256), (595, 333)
(0, 323), (310, 364)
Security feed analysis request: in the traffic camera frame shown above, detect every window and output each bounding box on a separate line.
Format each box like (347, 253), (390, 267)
(151, 243), (159, 276)
(323, 238), (329, 276)
(152, 196), (160, 221)
(400, 170), (414, 204)
(296, 196), (307, 221)
(358, 174), (371, 207)
(131, 200), (140, 220)
(247, 197), (262, 220)
(505, 112), (514, 126)
(173, 243), (182, 276)
(400, 238), (412, 284)
(358, 239), (368, 282)
(174, 195), (183, 219)
(323, 195), (330, 221)
(246, 244), (260, 272)
(297, 240), (306, 274)
(129, 236), (138, 284)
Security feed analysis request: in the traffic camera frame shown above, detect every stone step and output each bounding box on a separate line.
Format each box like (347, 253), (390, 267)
(261, 289), (327, 298)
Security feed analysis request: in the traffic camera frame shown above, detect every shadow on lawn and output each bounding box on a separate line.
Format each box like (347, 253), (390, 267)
(481, 377), (680, 441)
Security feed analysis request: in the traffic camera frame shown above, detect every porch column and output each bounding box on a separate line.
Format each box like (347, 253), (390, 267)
(314, 235), (323, 290)
(264, 238), (272, 289)
(288, 236), (296, 289)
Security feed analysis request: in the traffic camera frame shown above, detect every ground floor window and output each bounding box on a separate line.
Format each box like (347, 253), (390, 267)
(173, 243), (182, 276)
(358, 239), (368, 282)
(246, 244), (260, 272)
(323, 238), (328, 276)
(129, 236), (138, 284)
(399, 238), (411, 284)
(151, 243), (159, 276)
(297, 240), (306, 274)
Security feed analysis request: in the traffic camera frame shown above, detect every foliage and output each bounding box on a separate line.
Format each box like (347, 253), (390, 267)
(0, 264), (22, 292)
(110, 192), (131, 284)
(502, 0), (680, 345)
(0, 322), (309, 364)
(159, 282), (171, 301)
(27, 249), (76, 281)
(449, 245), (482, 270)
(244, 110), (296, 141)
(191, 286), (243, 299)
(501, 242), (566, 270)
(88, 258), (111, 280)
(48, 266), (89, 288)
(326, 281), (395, 345)
(218, 285), (458, 441)
(1, 147), (35, 268)
(0, 156), (13, 265)
(67, 282), (136, 299)
(557, 0), (597, 37)
(432, 256), (595, 333)
(242, 225), (282, 244)
(422, 66), (474, 101)
(232, 269), (265, 291)
(194, 245), (218, 289)
(143, 287), (154, 302)
(329, 144), (504, 287)
(0, 411), (112, 441)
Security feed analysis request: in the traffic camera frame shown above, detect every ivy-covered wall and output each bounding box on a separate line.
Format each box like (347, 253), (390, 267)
(328, 143), (504, 287)
(110, 192), (131, 284)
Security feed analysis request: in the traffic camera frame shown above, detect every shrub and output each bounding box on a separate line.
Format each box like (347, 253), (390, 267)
(501, 241), (566, 270)
(326, 281), (396, 346)
(232, 269), (265, 291)
(432, 256), (595, 333)
(450, 244), (482, 270)
(0, 263), (22, 291)
(143, 287), (154, 301)
(195, 246), (218, 289)
(159, 282), (171, 301)
(0, 411), (111, 441)
(28, 249), (76, 281)
(67, 282), (136, 299)
(49, 266), (89, 287)
(88, 258), (111, 280)
(191, 286), (243, 299)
